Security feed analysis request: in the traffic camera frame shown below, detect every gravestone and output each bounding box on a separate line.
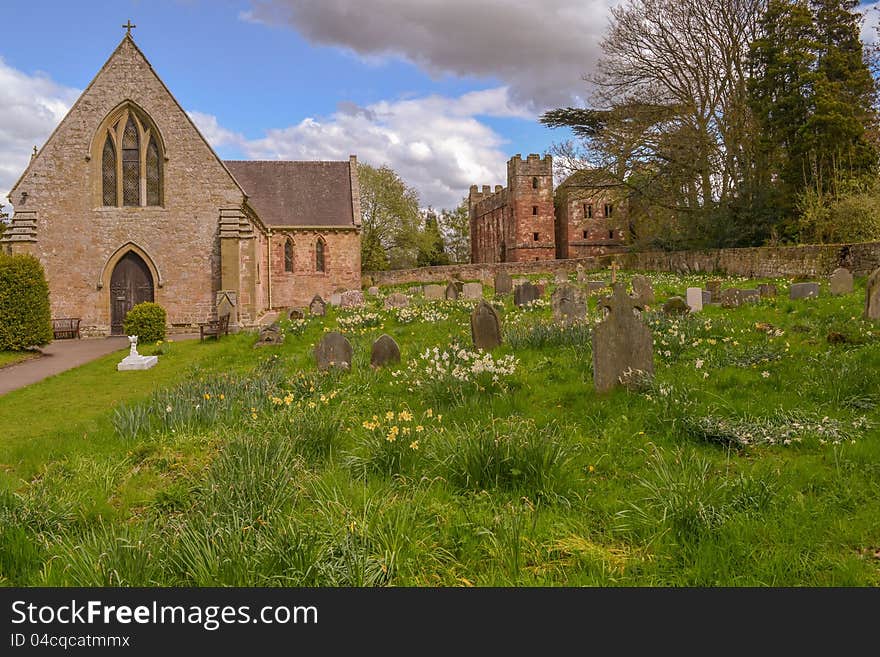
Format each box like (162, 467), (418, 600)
(514, 281), (540, 307)
(309, 294), (326, 317)
(551, 283), (587, 325)
(287, 308), (304, 321)
(409, 285), (423, 296)
(865, 268), (880, 319)
(314, 331), (353, 371)
(340, 289), (365, 308)
(720, 288), (760, 308)
(757, 283), (777, 298)
(384, 292), (410, 309)
(470, 300), (502, 351)
(631, 275), (655, 305)
(789, 282), (819, 300)
(370, 334), (401, 368)
(576, 265), (587, 283)
(707, 280), (722, 300)
(686, 287), (703, 312)
(329, 293), (343, 306)
(367, 286), (380, 296)
(555, 272), (568, 285)
(702, 290), (712, 306)
(255, 322), (284, 347)
(462, 282), (483, 299)
(663, 296), (690, 315)
(117, 335), (158, 371)
(592, 283), (653, 393)
(424, 284), (445, 300)
(829, 268), (853, 296)
(494, 271), (513, 295)
(445, 281), (461, 300)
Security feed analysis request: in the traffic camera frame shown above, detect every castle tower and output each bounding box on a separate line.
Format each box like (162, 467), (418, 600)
(505, 154), (555, 262)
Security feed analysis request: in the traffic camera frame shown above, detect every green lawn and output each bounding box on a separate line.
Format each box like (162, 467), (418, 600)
(0, 350), (40, 369)
(1, 270), (879, 586)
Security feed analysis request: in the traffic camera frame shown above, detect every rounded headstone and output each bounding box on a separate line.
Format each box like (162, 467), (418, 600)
(287, 308), (304, 321)
(631, 275), (655, 305)
(829, 268), (853, 296)
(865, 268), (880, 320)
(551, 283), (587, 324)
(662, 296), (690, 315)
(384, 292), (410, 309)
(314, 331), (353, 371)
(494, 271), (513, 295)
(370, 334), (401, 368)
(309, 294), (327, 317)
(470, 300), (502, 351)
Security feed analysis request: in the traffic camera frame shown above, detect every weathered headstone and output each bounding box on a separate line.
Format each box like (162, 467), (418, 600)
(702, 290), (712, 306)
(720, 288), (760, 308)
(309, 294), (326, 317)
(865, 268), (880, 320)
(757, 283), (777, 298)
(576, 265), (587, 284)
(514, 281), (540, 307)
(329, 293), (343, 306)
(551, 283), (587, 325)
(424, 284), (445, 300)
(631, 275), (655, 305)
(789, 282), (819, 300)
(445, 281), (461, 300)
(367, 286), (380, 296)
(383, 292), (410, 309)
(287, 308), (304, 321)
(554, 272), (568, 285)
(686, 287), (703, 312)
(314, 331), (353, 371)
(255, 322), (284, 347)
(592, 283), (653, 393)
(707, 280), (722, 300)
(829, 268), (853, 296)
(470, 300), (502, 351)
(494, 271), (513, 295)
(462, 282), (483, 300)
(340, 289), (365, 308)
(663, 296), (690, 315)
(370, 334), (401, 368)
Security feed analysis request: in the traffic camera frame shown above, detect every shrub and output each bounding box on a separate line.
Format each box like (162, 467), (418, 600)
(0, 253), (52, 350)
(123, 301), (166, 342)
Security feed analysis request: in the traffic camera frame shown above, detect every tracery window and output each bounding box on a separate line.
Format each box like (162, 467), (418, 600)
(100, 106), (163, 207)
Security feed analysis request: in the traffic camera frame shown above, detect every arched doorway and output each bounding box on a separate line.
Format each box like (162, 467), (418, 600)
(110, 251), (154, 335)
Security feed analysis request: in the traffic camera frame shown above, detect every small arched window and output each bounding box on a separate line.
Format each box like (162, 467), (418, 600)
(315, 238), (326, 273)
(98, 105), (163, 207)
(284, 238), (294, 273)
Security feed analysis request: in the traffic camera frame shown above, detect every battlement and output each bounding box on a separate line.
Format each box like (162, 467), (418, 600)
(469, 183), (507, 212)
(508, 153), (552, 178)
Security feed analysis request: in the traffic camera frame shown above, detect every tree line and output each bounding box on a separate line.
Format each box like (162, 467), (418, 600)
(542, 0), (880, 249)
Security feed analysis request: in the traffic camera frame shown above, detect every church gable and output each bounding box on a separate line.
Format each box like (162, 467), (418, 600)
(10, 34), (244, 210)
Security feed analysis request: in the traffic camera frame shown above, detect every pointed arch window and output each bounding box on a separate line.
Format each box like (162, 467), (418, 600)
(98, 105), (164, 207)
(315, 238), (326, 273)
(284, 238), (294, 272)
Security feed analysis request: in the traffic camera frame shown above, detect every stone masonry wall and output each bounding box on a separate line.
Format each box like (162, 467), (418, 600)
(365, 241), (880, 286)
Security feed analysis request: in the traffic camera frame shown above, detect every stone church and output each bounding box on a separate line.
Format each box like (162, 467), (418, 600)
(1, 32), (362, 335)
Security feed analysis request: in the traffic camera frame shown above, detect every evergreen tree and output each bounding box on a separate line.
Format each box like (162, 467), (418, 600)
(416, 210), (450, 267)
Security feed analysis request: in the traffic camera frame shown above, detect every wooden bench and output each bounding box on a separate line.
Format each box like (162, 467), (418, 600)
(199, 313), (230, 341)
(52, 317), (81, 340)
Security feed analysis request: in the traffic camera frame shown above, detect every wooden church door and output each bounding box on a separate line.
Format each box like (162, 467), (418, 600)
(110, 252), (154, 335)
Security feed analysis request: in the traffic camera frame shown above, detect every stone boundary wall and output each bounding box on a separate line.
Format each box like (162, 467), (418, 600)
(366, 241), (880, 285)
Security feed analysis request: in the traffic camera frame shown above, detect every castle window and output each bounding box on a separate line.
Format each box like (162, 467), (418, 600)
(585, 204), (593, 218)
(583, 230), (588, 239)
(315, 238), (326, 272)
(533, 232), (539, 241)
(605, 203), (613, 217)
(608, 230), (614, 240)
(97, 105), (164, 208)
(532, 177), (538, 189)
(284, 238), (294, 272)
(532, 206), (538, 215)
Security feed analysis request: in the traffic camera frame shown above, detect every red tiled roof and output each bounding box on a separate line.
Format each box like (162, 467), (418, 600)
(224, 160), (354, 227)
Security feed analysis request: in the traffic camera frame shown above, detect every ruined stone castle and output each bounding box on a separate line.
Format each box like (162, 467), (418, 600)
(468, 154), (626, 264)
(1, 33), (361, 335)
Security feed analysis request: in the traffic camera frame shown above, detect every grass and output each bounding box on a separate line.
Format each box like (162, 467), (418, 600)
(0, 350), (40, 368)
(1, 270), (879, 586)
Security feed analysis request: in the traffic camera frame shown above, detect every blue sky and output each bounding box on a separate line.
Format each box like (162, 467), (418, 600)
(2, 0), (879, 210)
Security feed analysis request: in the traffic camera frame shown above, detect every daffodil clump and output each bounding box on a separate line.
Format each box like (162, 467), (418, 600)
(347, 406), (444, 476)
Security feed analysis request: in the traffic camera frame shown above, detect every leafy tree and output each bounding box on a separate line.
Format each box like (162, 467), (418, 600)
(357, 163), (426, 270)
(417, 209), (450, 267)
(438, 199), (470, 264)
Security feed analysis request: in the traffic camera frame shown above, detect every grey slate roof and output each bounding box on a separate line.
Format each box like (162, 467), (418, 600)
(224, 160), (354, 227)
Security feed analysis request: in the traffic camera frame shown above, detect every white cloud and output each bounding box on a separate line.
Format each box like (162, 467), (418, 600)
(243, 0), (616, 110)
(861, 2), (880, 43)
(0, 57), (79, 212)
(191, 87), (524, 208)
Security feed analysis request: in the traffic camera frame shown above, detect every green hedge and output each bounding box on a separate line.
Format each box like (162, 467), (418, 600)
(0, 253), (52, 350)
(123, 302), (167, 343)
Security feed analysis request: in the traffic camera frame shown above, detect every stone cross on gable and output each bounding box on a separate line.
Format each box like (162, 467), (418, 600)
(123, 20), (137, 35)
(600, 282), (644, 315)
